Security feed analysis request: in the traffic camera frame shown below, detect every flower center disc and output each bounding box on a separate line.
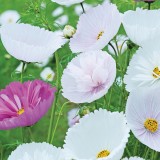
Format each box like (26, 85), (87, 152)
(17, 108), (25, 115)
(97, 31), (104, 40)
(47, 74), (52, 80)
(153, 67), (160, 78)
(144, 118), (158, 133)
(97, 150), (110, 158)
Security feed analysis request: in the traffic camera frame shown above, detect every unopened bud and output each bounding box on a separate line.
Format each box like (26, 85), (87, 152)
(63, 25), (76, 39)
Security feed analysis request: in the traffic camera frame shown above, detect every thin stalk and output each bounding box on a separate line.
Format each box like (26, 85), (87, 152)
(21, 127), (24, 142)
(107, 88), (113, 110)
(133, 139), (139, 155)
(151, 150), (155, 160)
(20, 61), (25, 83)
(154, 152), (158, 160)
(134, 2), (137, 10)
(119, 40), (128, 55)
(47, 52), (61, 143)
(148, 2), (151, 10)
(50, 101), (70, 143)
(28, 127), (34, 141)
(20, 62), (25, 142)
(144, 147), (150, 159)
(103, 95), (107, 109)
(80, 2), (85, 13)
(108, 42), (118, 57)
(126, 147), (131, 157)
(95, 100), (98, 109)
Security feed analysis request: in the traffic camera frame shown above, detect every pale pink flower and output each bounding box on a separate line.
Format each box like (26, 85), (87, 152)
(70, 2), (121, 53)
(61, 50), (116, 103)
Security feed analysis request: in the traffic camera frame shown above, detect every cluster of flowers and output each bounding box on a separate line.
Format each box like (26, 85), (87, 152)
(0, 0), (159, 159)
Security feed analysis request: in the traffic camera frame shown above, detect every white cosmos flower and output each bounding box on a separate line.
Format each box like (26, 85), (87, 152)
(126, 87), (160, 152)
(51, 0), (84, 6)
(68, 108), (80, 127)
(0, 10), (20, 25)
(52, 7), (64, 17)
(0, 23), (67, 62)
(124, 46), (160, 92)
(55, 15), (69, 26)
(70, 2), (121, 53)
(40, 67), (55, 82)
(61, 50), (116, 103)
(122, 157), (144, 160)
(122, 8), (160, 46)
(8, 142), (64, 160)
(64, 109), (130, 160)
(108, 35), (128, 55)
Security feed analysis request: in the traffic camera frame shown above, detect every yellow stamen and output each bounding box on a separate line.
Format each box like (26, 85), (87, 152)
(8, 18), (13, 23)
(17, 108), (24, 115)
(97, 31), (104, 40)
(144, 118), (158, 133)
(153, 67), (160, 78)
(97, 150), (110, 158)
(47, 74), (52, 80)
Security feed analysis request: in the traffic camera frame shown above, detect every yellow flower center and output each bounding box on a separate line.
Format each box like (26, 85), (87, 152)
(152, 67), (160, 78)
(8, 18), (13, 23)
(17, 108), (24, 115)
(97, 150), (110, 158)
(47, 74), (52, 80)
(144, 118), (158, 133)
(97, 31), (104, 40)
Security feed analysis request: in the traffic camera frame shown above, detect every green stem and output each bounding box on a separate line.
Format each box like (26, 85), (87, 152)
(133, 139), (139, 155)
(28, 127), (34, 141)
(144, 147), (150, 159)
(95, 101), (98, 109)
(47, 52), (61, 143)
(126, 147), (131, 157)
(148, 2), (151, 10)
(21, 127), (24, 142)
(154, 152), (158, 160)
(20, 61), (25, 83)
(151, 150), (155, 160)
(50, 101), (70, 143)
(108, 42), (118, 57)
(107, 88), (113, 110)
(134, 2), (137, 10)
(80, 2), (85, 13)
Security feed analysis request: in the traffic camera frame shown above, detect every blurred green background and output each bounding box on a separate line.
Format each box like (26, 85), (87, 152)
(0, 0), (160, 159)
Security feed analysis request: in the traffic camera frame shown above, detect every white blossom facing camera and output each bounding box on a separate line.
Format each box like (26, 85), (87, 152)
(64, 109), (130, 160)
(40, 67), (55, 82)
(0, 10), (20, 25)
(70, 2), (121, 53)
(63, 25), (76, 38)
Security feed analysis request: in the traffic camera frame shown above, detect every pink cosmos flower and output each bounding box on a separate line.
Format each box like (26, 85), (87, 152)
(0, 80), (56, 130)
(69, 2), (121, 53)
(61, 50), (116, 103)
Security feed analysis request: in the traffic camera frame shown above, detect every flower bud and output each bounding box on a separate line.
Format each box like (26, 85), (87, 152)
(79, 106), (90, 117)
(63, 25), (76, 38)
